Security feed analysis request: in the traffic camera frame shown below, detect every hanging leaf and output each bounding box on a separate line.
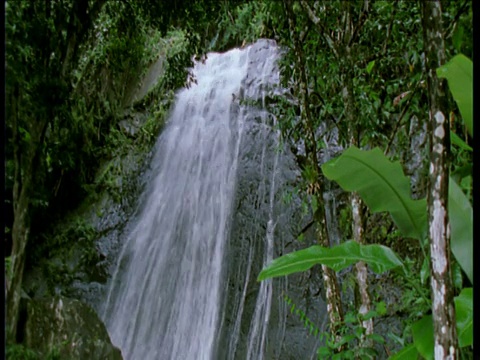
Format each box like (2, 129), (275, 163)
(420, 255), (430, 285)
(436, 54), (473, 137)
(454, 287), (473, 347)
(412, 315), (434, 360)
(258, 240), (404, 281)
(449, 177), (473, 284)
(366, 60), (375, 74)
(321, 146), (427, 240)
(452, 24), (464, 52)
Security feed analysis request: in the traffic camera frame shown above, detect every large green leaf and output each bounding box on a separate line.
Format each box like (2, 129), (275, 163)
(412, 315), (434, 360)
(388, 344), (419, 360)
(437, 54), (473, 137)
(449, 177), (473, 284)
(454, 287), (473, 347)
(257, 240), (403, 281)
(321, 146), (427, 240)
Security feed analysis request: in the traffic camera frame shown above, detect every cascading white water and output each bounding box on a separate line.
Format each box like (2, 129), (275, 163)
(102, 42), (282, 360)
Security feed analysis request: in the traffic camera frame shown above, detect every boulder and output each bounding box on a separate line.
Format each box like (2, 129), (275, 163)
(24, 297), (122, 359)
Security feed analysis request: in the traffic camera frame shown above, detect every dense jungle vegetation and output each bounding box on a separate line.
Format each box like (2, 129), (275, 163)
(5, 0), (472, 359)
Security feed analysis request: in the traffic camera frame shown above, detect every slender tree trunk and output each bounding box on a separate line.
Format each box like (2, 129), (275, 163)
(339, 2), (374, 342)
(6, 89), (48, 342)
(6, 188), (31, 342)
(343, 76), (373, 341)
(6, 0), (107, 343)
(343, 76), (373, 343)
(283, 0), (344, 342)
(351, 195), (373, 337)
(421, 1), (458, 358)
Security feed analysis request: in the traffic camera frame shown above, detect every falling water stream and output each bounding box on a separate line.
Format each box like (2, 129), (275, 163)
(97, 37), (419, 360)
(101, 40), (308, 360)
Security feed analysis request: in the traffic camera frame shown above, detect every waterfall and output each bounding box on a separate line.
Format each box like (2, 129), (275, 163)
(102, 40), (285, 360)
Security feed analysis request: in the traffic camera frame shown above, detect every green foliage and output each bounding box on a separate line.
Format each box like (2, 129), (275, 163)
(6, 344), (39, 360)
(284, 294), (324, 339)
(214, 1), (272, 51)
(261, 140), (472, 358)
(283, 294), (387, 359)
(450, 132), (472, 152)
(5, 0), (222, 234)
(258, 240), (403, 281)
(436, 54), (473, 137)
(318, 303), (387, 359)
(448, 177), (473, 283)
(258, 2), (473, 359)
(412, 315), (434, 360)
(6, 343), (61, 360)
(455, 288), (473, 347)
(320, 146), (472, 284)
(321, 146), (427, 241)
(392, 257), (430, 319)
(31, 219), (99, 295)
(394, 288), (473, 359)
(388, 344), (419, 360)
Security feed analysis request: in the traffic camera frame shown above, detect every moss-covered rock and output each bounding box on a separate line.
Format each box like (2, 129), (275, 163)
(24, 297), (122, 359)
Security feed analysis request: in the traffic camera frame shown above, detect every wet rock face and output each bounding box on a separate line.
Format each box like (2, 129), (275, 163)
(216, 39), (328, 360)
(24, 297), (123, 359)
(22, 141), (154, 311)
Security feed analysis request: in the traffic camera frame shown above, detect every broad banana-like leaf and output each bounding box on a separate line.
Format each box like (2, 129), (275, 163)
(321, 146), (427, 240)
(388, 344), (419, 360)
(257, 240), (403, 281)
(412, 315), (434, 360)
(455, 287), (473, 347)
(437, 54), (473, 137)
(449, 177), (473, 284)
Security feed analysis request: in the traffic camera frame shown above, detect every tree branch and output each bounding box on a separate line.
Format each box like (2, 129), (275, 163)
(299, 0), (339, 59)
(348, 0), (369, 48)
(382, 0), (398, 55)
(384, 78), (423, 155)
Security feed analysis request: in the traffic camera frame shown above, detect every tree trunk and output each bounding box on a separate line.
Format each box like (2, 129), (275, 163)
(6, 111), (48, 342)
(6, 187), (31, 342)
(351, 194), (373, 340)
(421, 1), (458, 358)
(6, 79), (52, 341)
(6, 1), (108, 342)
(342, 64), (373, 343)
(338, 2), (373, 343)
(283, 0), (345, 342)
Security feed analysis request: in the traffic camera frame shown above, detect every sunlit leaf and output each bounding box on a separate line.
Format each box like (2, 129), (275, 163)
(437, 54), (473, 137)
(321, 146), (427, 240)
(258, 240), (403, 281)
(375, 301), (387, 316)
(455, 287), (473, 347)
(366, 60), (375, 74)
(449, 177), (473, 284)
(366, 333), (385, 344)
